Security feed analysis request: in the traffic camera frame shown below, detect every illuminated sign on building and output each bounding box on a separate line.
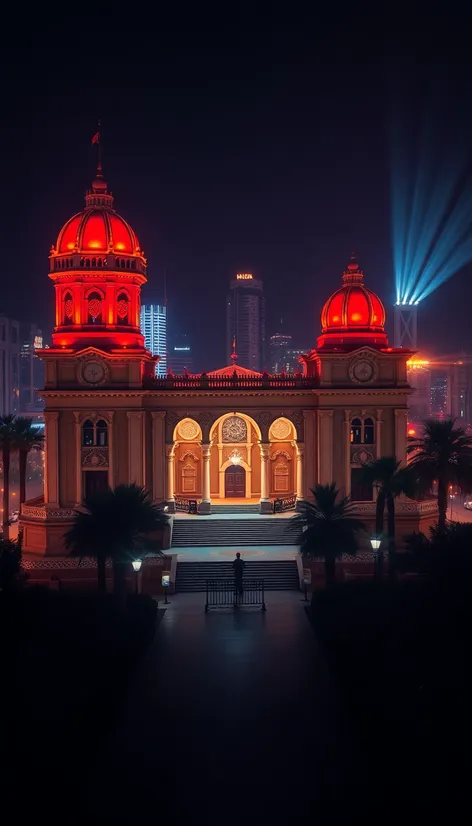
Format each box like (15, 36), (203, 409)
(34, 336), (43, 349)
(236, 273), (253, 280)
(174, 347), (190, 351)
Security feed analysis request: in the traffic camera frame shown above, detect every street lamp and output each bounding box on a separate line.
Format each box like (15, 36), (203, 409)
(370, 537), (382, 581)
(131, 558), (143, 595)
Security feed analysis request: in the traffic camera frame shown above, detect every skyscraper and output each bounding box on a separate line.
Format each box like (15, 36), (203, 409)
(167, 333), (193, 374)
(226, 273), (265, 371)
(0, 315), (21, 415)
(140, 304), (167, 376)
(19, 323), (44, 412)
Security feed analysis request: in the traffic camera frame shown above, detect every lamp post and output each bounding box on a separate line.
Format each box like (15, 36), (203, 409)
(131, 558), (143, 595)
(370, 537), (382, 581)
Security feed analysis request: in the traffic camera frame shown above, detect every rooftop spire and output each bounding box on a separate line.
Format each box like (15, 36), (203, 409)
(230, 336), (238, 363)
(86, 121), (114, 207)
(342, 252), (364, 284)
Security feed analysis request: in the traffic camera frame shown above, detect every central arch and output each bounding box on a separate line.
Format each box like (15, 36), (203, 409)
(210, 412), (262, 501)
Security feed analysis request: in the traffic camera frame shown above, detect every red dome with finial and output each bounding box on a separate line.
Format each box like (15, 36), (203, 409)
(52, 168), (144, 259)
(317, 255), (388, 350)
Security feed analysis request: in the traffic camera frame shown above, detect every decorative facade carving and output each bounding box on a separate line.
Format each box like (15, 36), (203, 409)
(196, 411), (215, 441)
(269, 418), (292, 440)
(223, 446), (247, 463)
(82, 446), (109, 468)
(270, 449), (292, 461)
(222, 416), (247, 442)
(179, 450), (200, 463)
(177, 419), (200, 441)
(351, 448), (374, 465)
(165, 412), (180, 442)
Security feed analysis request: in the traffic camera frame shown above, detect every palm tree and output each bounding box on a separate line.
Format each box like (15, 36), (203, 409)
(13, 417), (44, 508)
(0, 415), (17, 539)
(64, 483), (168, 595)
(361, 456), (416, 581)
(299, 483), (366, 588)
(408, 419), (472, 532)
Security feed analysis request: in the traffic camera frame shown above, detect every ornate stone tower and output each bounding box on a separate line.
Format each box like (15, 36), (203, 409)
(21, 165), (157, 555)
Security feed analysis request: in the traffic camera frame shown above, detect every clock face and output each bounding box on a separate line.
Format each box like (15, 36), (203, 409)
(352, 359), (375, 383)
(82, 360), (106, 384)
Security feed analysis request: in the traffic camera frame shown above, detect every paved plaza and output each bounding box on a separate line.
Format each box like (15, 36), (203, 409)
(87, 591), (367, 822)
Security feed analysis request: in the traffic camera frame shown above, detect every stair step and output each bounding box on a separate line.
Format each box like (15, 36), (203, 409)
(175, 560), (300, 592)
(172, 515), (301, 548)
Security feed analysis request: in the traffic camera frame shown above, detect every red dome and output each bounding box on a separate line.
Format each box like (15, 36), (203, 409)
(318, 256), (387, 350)
(54, 171), (143, 257)
(57, 208), (140, 254)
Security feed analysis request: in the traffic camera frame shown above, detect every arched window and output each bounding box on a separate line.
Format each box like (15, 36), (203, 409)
(92, 257), (96, 267)
(83, 419), (108, 446)
(364, 418), (375, 444)
(116, 292), (129, 325)
(126, 260), (130, 269)
(96, 420), (108, 446)
(85, 258), (90, 268)
(63, 292), (74, 325)
(98, 258), (103, 268)
(131, 260), (136, 270)
(80, 258), (84, 268)
(87, 291), (102, 324)
(82, 419), (94, 446)
(350, 418), (362, 444)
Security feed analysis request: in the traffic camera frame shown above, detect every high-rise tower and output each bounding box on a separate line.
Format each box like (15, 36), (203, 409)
(140, 304), (167, 376)
(226, 273), (265, 371)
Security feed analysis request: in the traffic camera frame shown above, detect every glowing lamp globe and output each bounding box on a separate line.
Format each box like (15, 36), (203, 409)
(317, 255), (388, 351)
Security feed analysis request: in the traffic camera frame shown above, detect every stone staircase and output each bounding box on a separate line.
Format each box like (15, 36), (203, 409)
(175, 559), (300, 592)
(171, 514), (301, 547)
(211, 503), (260, 514)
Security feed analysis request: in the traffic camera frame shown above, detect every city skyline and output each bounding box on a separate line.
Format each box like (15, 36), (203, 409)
(4, 21), (472, 371)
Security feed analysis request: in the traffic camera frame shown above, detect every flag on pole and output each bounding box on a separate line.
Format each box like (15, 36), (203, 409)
(91, 131), (100, 145)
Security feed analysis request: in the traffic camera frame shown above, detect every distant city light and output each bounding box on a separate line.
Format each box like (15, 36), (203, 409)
(391, 81), (472, 305)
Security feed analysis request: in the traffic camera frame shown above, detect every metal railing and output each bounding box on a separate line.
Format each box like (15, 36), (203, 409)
(273, 494), (297, 512)
(205, 579), (266, 611)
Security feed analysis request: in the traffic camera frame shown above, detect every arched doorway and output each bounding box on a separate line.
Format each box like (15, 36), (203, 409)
(225, 465), (245, 498)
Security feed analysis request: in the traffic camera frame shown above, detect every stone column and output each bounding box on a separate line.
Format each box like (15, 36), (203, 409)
(107, 412), (115, 489)
(376, 409), (383, 460)
(395, 408), (408, 464)
(199, 443), (212, 514)
(259, 442), (272, 513)
(318, 410), (334, 485)
(127, 411), (144, 486)
(165, 443), (175, 511)
(152, 412), (166, 502)
(44, 411), (59, 506)
(344, 409), (351, 498)
(73, 412), (82, 506)
(296, 443), (305, 503)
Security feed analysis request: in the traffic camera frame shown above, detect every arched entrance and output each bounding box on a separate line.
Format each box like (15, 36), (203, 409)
(225, 464), (245, 498)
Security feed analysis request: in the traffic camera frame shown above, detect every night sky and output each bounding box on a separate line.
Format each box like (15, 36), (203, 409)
(2, 14), (472, 370)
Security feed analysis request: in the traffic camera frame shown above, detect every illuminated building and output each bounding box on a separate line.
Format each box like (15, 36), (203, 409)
(20, 178), (436, 555)
(430, 374), (448, 418)
(0, 315), (21, 415)
(432, 353), (472, 425)
(269, 332), (292, 373)
(167, 333), (193, 374)
(406, 358), (431, 422)
(226, 273), (265, 371)
(19, 324), (44, 412)
(140, 304), (167, 376)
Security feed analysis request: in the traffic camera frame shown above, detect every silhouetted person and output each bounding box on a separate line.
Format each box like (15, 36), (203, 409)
(233, 552), (245, 603)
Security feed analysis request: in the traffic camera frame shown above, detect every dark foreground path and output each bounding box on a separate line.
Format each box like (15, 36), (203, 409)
(87, 592), (367, 823)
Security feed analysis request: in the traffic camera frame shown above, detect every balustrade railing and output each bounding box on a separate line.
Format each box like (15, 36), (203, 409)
(146, 374), (317, 390)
